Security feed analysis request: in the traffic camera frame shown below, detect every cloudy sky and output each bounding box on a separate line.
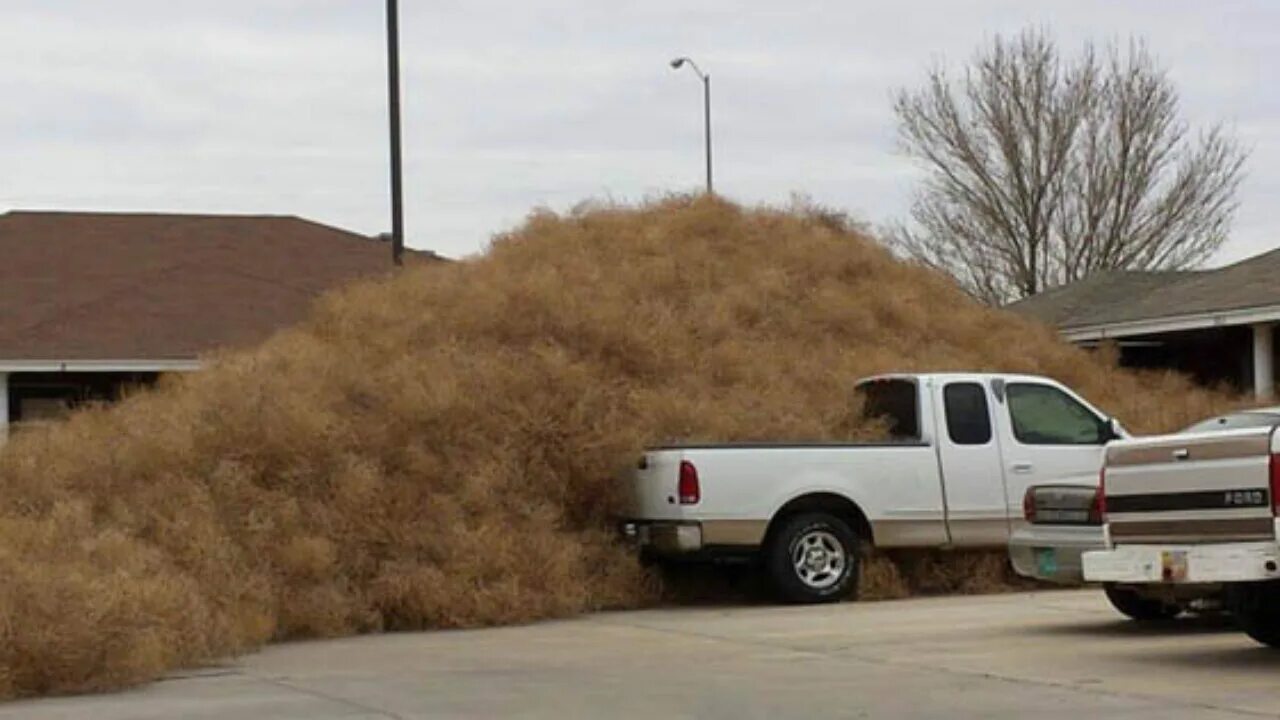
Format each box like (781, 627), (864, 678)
(2, 1), (1276, 261)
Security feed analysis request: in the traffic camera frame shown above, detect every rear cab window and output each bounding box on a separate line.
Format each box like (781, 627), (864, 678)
(858, 378), (920, 442)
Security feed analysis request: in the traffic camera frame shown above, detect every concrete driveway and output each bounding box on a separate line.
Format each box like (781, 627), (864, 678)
(5, 589), (1280, 719)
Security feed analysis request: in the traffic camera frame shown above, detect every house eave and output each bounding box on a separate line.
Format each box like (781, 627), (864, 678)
(0, 359), (204, 373)
(1061, 304), (1280, 342)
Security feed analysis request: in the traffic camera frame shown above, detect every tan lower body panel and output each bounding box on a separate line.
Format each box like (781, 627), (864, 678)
(942, 517), (1012, 548)
(1110, 517), (1274, 543)
(700, 519), (768, 546)
(870, 518), (949, 548)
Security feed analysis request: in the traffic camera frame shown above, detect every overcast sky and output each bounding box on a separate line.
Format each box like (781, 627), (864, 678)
(2, 1), (1276, 262)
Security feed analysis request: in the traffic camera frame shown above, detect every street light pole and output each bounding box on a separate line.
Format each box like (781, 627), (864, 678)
(385, 0), (405, 266)
(702, 73), (712, 195)
(670, 56), (712, 195)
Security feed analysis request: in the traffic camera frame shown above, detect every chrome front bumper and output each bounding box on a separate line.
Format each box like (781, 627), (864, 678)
(1009, 524), (1105, 585)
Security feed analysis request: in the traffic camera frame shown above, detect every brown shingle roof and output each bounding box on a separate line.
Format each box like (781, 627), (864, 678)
(0, 211), (437, 361)
(1007, 271), (1188, 328)
(1009, 248), (1280, 331)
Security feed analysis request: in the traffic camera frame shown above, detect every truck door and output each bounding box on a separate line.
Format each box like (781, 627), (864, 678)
(993, 381), (1108, 528)
(934, 380), (1009, 545)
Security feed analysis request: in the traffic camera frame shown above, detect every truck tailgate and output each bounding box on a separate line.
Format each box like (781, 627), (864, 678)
(630, 450), (685, 521)
(1105, 428), (1277, 544)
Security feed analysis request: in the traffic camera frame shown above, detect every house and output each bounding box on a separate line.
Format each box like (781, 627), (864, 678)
(0, 210), (437, 442)
(1009, 248), (1280, 398)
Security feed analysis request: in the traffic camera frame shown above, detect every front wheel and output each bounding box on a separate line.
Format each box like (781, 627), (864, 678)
(1227, 582), (1280, 647)
(1103, 583), (1180, 622)
(764, 512), (860, 604)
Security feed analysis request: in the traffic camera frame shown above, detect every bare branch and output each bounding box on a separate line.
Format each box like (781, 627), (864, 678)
(891, 28), (1247, 304)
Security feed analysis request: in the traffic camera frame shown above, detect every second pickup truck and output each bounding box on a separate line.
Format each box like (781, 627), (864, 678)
(1083, 409), (1280, 643)
(624, 372), (1123, 603)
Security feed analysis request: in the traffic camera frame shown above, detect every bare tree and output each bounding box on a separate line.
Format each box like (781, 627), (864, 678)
(891, 30), (1247, 304)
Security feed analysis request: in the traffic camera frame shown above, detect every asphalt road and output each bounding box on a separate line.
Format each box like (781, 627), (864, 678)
(6, 589), (1280, 719)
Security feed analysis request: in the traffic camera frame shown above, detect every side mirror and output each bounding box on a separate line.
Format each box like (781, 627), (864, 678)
(1104, 417), (1127, 442)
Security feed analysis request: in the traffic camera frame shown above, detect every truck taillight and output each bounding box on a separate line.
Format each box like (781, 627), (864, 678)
(678, 460), (700, 505)
(1088, 490), (1104, 525)
(1271, 453), (1280, 516)
(1097, 466), (1107, 521)
(1022, 486), (1036, 523)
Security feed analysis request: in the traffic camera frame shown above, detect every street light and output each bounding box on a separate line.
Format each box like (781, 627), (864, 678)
(385, 0), (405, 266)
(669, 56), (712, 195)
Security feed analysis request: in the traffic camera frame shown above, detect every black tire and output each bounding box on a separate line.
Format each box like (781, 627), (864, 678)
(1103, 583), (1180, 622)
(1226, 582), (1280, 647)
(764, 512), (860, 604)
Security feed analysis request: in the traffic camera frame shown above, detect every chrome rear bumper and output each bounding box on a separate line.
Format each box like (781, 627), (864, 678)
(1083, 542), (1280, 584)
(621, 521), (703, 554)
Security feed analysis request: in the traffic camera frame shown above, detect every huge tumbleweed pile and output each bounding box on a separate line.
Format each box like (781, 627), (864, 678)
(0, 197), (1241, 697)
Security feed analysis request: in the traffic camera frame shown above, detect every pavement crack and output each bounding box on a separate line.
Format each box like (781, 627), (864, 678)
(591, 616), (832, 659)
(248, 673), (410, 719)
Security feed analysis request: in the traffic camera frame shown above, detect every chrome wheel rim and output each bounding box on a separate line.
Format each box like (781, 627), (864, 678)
(791, 529), (847, 590)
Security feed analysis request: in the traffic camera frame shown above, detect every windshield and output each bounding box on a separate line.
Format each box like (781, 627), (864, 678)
(1181, 412), (1280, 434)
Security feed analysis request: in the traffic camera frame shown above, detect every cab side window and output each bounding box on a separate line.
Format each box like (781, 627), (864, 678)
(1007, 383), (1104, 445)
(943, 382), (992, 445)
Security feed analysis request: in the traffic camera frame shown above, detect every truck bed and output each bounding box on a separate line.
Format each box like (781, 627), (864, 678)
(651, 439), (927, 449)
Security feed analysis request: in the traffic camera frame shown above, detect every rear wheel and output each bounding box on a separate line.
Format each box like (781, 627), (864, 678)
(1103, 583), (1180, 622)
(1227, 581), (1280, 647)
(764, 512), (860, 604)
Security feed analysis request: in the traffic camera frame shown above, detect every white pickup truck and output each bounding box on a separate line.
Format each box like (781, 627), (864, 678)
(1010, 409), (1280, 621)
(623, 373), (1122, 603)
(1082, 410), (1280, 644)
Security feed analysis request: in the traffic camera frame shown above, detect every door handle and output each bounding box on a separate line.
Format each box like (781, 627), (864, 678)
(1011, 462), (1034, 474)
(1172, 448), (1190, 461)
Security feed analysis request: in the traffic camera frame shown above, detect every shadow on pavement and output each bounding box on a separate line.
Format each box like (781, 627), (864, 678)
(656, 563), (775, 607)
(1119, 644), (1280, 669)
(1029, 613), (1238, 638)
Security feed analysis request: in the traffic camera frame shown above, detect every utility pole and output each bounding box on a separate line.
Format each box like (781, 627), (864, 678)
(386, 0), (405, 265)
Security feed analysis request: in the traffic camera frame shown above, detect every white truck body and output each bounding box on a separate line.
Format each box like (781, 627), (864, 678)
(1067, 409), (1280, 627)
(625, 373), (1117, 559)
(1084, 425), (1280, 587)
(1008, 408), (1280, 589)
